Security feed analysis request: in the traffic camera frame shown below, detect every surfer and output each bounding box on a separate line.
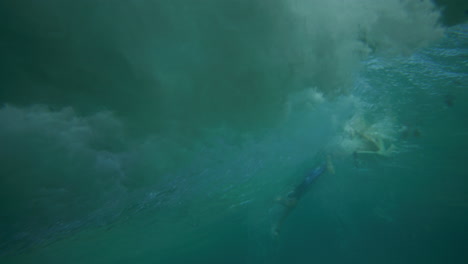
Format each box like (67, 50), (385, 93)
(272, 155), (334, 238)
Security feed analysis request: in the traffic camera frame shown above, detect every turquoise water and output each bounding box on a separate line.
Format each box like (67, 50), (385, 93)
(1, 1), (467, 263)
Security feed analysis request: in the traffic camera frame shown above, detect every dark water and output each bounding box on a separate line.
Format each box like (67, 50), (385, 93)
(1, 1), (467, 263)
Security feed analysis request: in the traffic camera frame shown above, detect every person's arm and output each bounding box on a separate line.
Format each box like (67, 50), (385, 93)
(271, 163), (327, 238)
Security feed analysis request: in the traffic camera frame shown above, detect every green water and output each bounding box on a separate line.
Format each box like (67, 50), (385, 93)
(1, 1), (467, 263)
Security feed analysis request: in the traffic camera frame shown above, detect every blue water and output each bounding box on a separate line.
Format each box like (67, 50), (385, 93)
(1, 1), (467, 263)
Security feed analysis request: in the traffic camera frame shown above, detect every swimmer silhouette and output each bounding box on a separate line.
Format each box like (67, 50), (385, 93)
(272, 155), (334, 238)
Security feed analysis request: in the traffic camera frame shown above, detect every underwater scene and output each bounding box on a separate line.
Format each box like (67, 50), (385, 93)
(1, 0), (467, 263)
